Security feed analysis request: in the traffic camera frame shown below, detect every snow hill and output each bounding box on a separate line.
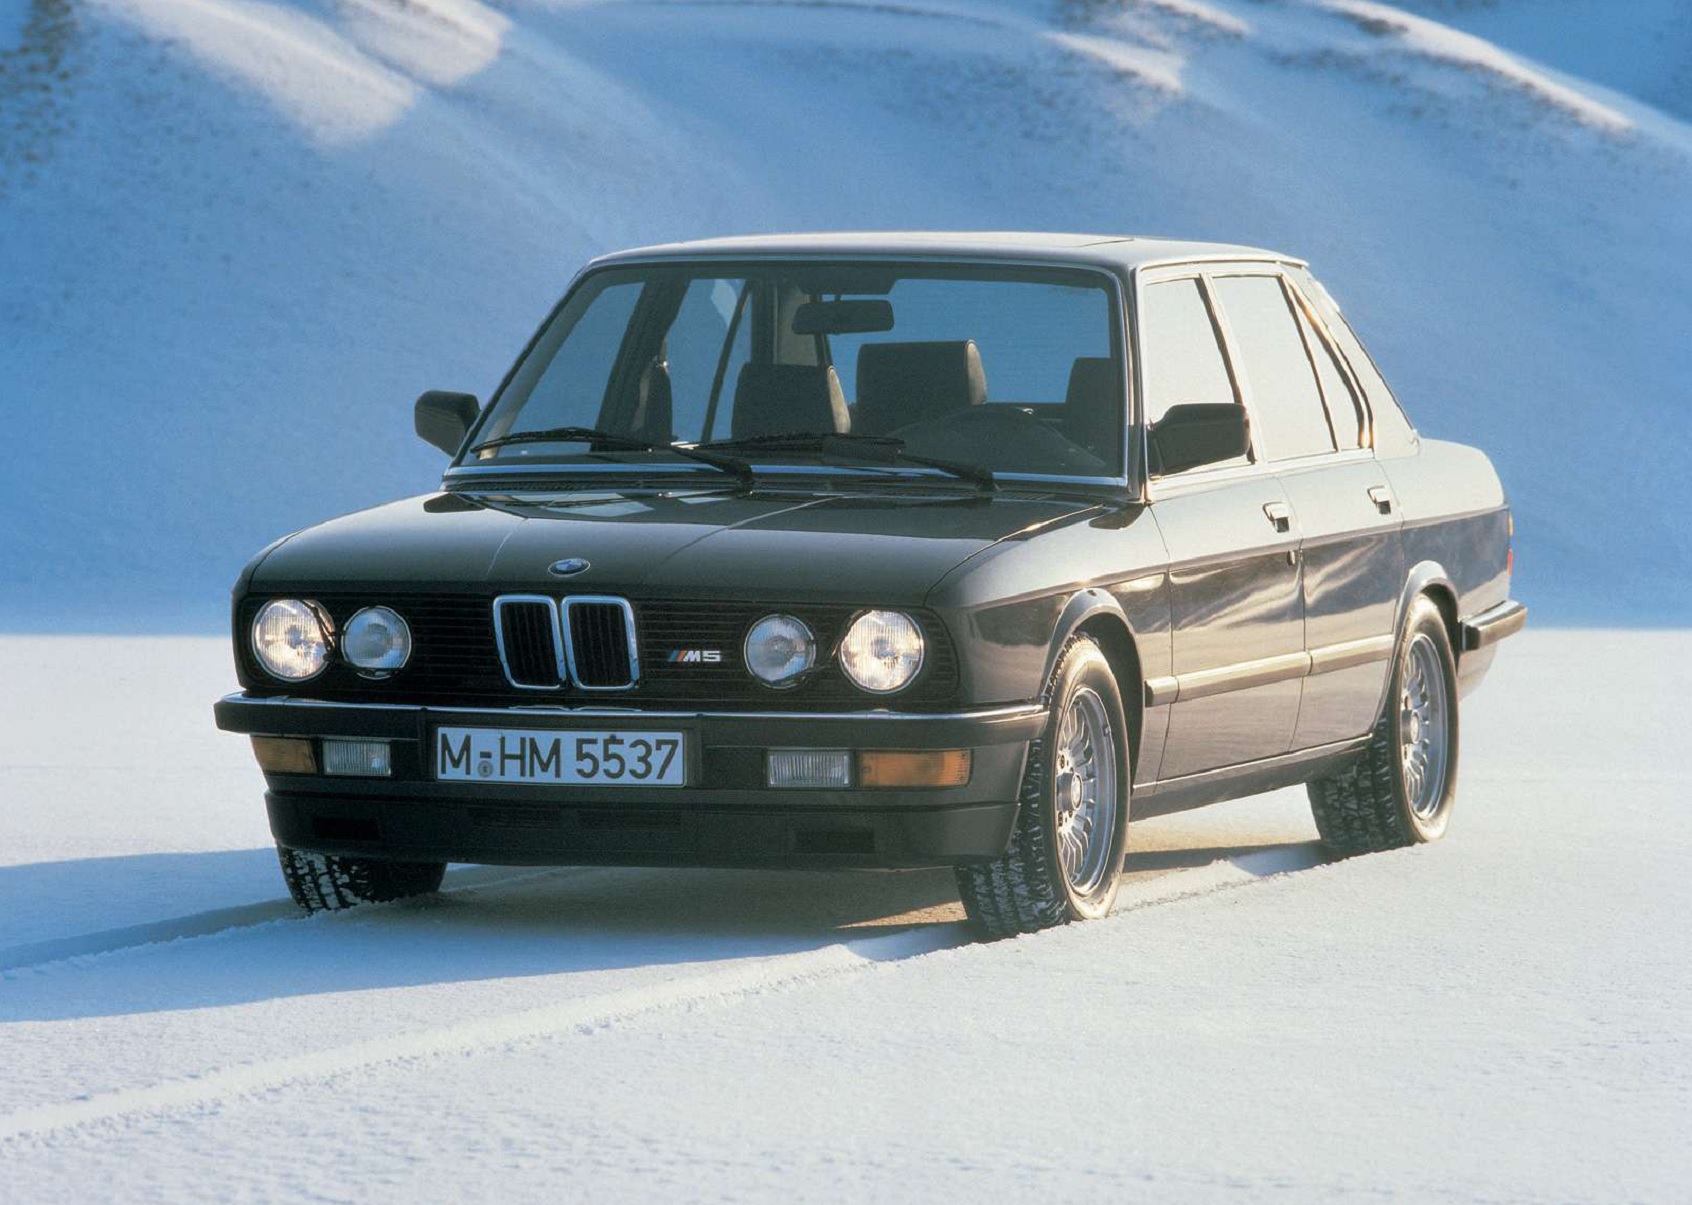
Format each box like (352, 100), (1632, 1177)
(2, 0), (1689, 630)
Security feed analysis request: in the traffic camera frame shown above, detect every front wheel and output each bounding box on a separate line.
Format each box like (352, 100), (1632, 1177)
(277, 845), (447, 913)
(956, 636), (1130, 939)
(1307, 594), (1461, 855)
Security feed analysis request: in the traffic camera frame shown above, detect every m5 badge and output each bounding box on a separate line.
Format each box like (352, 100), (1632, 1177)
(666, 649), (723, 664)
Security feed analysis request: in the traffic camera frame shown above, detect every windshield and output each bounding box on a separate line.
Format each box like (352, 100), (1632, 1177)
(463, 260), (1126, 480)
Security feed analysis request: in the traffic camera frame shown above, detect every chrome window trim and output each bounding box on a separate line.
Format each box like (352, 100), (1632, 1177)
(218, 692), (1046, 725)
(491, 594), (569, 691)
(560, 595), (641, 691)
(1132, 258), (1401, 504)
(1147, 446), (1378, 499)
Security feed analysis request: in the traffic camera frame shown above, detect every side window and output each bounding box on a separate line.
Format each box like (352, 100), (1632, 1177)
(1139, 277), (1240, 420)
(664, 278), (749, 441)
(1211, 274), (1335, 461)
(1289, 285), (1363, 450)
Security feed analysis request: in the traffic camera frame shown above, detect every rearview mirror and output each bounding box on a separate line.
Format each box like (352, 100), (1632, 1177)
(791, 299), (895, 336)
(1149, 404), (1250, 475)
(415, 390), (480, 456)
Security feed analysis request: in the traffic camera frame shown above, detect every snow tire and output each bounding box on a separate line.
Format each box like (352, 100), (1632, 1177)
(1307, 594), (1461, 856)
(955, 635), (1130, 939)
(277, 845), (447, 912)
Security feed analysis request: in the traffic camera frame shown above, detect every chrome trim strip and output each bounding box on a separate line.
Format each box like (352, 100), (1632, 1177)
(1308, 634), (1394, 676)
(1151, 634), (1396, 706)
(1174, 651), (1311, 702)
(217, 692), (1046, 725)
(560, 595), (641, 691)
(491, 595), (568, 691)
(1460, 599), (1527, 652)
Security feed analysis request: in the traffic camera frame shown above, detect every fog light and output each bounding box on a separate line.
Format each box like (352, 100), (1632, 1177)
(322, 739), (392, 777)
(251, 736), (317, 775)
(767, 749), (852, 789)
(857, 750), (972, 788)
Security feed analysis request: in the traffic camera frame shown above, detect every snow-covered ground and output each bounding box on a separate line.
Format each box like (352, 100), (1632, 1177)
(3, 0), (1688, 1198)
(2, 0), (1689, 629)
(1, 630), (1686, 1201)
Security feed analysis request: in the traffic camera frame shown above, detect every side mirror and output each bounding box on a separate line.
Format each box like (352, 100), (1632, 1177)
(1149, 404), (1250, 476)
(415, 391), (480, 456)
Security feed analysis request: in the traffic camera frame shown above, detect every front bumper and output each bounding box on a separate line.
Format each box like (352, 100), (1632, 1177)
(214, 695), (1045, 868)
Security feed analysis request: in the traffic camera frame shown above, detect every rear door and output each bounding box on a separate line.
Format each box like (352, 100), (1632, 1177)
(1138, 268), (1305, 780)
(1207, 268), (1404, 750)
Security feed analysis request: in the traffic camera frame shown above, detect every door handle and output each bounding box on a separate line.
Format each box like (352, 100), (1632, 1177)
(1263, 502), (1293, 533)
(1368, 486), (1395, 515)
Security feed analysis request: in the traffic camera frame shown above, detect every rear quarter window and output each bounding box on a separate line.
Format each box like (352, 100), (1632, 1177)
(1291, 267), (1419, 457)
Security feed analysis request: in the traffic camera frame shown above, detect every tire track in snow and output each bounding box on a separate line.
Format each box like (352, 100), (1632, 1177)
(0, 924), (962, 1143)
(0, 866), (577, 976)
(0, 850), (1326, 1143)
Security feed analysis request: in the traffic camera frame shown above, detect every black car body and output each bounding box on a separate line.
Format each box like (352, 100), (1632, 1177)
(215, 233), (1525, 934)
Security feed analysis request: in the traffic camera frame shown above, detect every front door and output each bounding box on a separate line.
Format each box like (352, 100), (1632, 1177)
(1137, 270), (1305, 781)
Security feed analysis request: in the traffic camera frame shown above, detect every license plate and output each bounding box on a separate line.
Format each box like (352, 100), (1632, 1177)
(435, 727), (686, 787)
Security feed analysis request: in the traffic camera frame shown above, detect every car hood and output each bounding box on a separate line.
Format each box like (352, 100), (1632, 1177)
(248, 488), (1105, 606)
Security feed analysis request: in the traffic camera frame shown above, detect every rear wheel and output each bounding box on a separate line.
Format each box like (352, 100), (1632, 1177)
(1307, 595), (1460, 855)
(956, 636), (1130, 939)
(277, 845), (447, 913)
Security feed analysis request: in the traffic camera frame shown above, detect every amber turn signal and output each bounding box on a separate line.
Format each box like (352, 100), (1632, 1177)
(251, 735), (317, 775)
(856, 749), (972, 788)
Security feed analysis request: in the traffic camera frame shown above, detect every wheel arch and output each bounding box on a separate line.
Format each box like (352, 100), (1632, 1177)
(1041, 589), (1144, 777)
(1371, 562), (1462, 728)
(1398, 561), (1461, 652)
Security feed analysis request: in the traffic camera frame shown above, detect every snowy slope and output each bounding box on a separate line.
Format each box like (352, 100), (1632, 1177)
(2, 0), (1689, 629)
(1, 630), (1687, 1201)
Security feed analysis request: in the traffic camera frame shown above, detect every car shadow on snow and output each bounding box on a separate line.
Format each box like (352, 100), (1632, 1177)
(0, 834), (1327, 1023)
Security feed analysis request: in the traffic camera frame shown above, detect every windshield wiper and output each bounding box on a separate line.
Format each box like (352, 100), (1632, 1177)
(470, 426), (659, 454)
(467, 426), (752, 488)
(697, 432), (996, 491)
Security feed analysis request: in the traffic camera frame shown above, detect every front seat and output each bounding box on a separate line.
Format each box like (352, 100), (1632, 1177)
(854, 340), (987, 436)
(730, 363), (851, 440)
(1064, 356), (1124, 460)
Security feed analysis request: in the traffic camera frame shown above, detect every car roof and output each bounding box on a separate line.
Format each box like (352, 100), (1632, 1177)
(588, 231), (1303, 274)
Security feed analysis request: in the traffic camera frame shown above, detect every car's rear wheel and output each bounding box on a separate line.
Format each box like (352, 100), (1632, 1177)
(277, 845), (447, 913)
(1307, 594), (1460, 855)
(955, 635), (1129, 939)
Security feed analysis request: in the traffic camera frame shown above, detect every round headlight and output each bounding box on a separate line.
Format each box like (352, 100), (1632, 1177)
(251, 599), (330, 681)
(839, 610), (925, 694)
(343, 606), (412, 675)
(744, 614), (816, 688)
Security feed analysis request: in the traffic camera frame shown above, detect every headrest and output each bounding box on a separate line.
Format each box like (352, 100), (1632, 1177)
(731, 363), (851, 440)
(854, 340), (986, 435)
(628, 358), (672, 444)
(1064, 356), (1122, 457)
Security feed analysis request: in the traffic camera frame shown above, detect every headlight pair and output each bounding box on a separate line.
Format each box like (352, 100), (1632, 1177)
(251, 599), (411, 681)
(743, 609), (925, 694)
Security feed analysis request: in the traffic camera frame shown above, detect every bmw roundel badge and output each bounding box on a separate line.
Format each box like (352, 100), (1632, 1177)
(548, 558), (591, 577)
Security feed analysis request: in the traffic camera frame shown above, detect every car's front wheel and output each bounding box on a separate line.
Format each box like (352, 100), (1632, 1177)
(277, 845), (447, 913)
(955, 635), (1130, 939)
(1307, 594), (1461, 855)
